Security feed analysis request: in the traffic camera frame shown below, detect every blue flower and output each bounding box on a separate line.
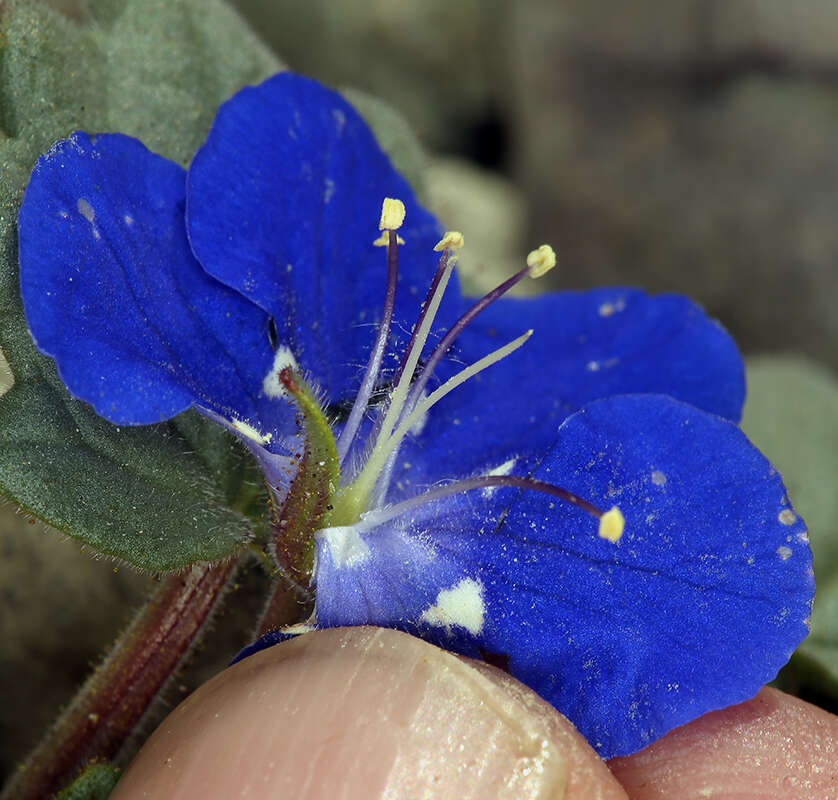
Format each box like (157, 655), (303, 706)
(18, 73), (813, 758)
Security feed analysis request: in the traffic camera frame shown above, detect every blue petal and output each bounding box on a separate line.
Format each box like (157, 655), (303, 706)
(313, 394), (813, 758)
(187, 73), (457, 401)
(230, 629), (300, 665)
(393, 289), (746, 490)
(19, 132), (293, 445)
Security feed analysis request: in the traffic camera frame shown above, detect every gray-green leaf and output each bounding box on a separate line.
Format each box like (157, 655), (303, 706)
(55, 763), (120, 800)
(741, 355), (838, 698)
(0, 0), (280, 569)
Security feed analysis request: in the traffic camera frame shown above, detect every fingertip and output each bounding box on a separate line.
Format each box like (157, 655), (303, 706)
(608, 687), (838, 799)
(112, 627), (626, 799)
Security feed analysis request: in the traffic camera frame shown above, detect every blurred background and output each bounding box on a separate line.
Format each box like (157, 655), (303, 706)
(229, 0), (838, 368)
(3, 0), (837, 782)
(44, 0), (838, 366)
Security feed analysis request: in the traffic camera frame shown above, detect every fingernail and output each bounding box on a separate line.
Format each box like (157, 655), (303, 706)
(113, 627), (625, 800)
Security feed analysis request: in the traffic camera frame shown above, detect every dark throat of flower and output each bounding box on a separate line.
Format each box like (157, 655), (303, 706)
(269, 199), (625, 590)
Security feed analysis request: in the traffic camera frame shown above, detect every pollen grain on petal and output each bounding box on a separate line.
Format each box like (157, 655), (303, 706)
(598, 506), (625, 543)
(778, 508), (797, 526)
(434, 230), (465, 251)
(379, 197), (406, 231)
(776, 545), (793, 561)
(526, 244), (556, 278)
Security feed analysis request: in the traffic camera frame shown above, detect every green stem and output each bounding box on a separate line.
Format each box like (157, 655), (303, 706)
(1, 558), (238, 800)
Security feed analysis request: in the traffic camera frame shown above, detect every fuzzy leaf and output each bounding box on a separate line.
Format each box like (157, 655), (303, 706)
(0, 0), (279, 569)
(741, 355), (838, 698)
(55, 763), (121, 800)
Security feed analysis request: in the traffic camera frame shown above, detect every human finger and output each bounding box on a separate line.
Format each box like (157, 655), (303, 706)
(608, 686), (838, 799)
(112, 626), (628, 799)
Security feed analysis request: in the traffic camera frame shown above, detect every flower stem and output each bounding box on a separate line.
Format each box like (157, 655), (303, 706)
(255, 577), (313, 636)
(0, 559), (238, 800)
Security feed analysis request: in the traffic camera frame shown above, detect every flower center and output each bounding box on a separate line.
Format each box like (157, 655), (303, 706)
(271, 198), (623, 588)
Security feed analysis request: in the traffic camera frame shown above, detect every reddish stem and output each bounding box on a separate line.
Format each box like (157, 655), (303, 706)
(256, 578), (312, 636)
(1, 559), (237, 800)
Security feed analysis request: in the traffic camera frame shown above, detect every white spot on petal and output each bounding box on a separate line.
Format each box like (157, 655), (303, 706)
(420, 578), (485, 636)
(587, 357), (619, 372)
(230, 418), (272, 445)
(323, 178), (335, 204)
(318, 525), (371, 568)
(598, 298), (626, 317)
(778, 509), (797, 526)
(77, 197), (95, 222)
(482, 458), (516, 497)
(123, 214), (134, 226)
(331, 108), (346, 134)
(651, 470), (667, 486)
(777, 545), (793, 561)
(262, 346), (298, 398)
(77, 197), (100, 239)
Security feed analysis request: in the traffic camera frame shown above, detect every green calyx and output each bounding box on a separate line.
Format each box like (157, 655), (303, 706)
(270, 368), (341, 587)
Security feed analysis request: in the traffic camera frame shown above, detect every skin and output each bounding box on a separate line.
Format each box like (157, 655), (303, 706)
(113, 627), (838, 800)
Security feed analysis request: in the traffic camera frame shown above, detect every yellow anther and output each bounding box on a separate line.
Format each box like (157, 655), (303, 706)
(434, 231), (465, 251)
(526, 244), (556, 278)
(598, 506), (625, 543)
(379, 197), (406, 231)
(373, 232), (405, 247)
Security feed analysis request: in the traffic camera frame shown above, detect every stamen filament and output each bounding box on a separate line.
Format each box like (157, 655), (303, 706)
(370, 249), (456, 449)
(336, 228), (400, 463)
(362, 248), (454, 462)
(402, 264), (533, 425)
(357, 475), (608, 529)
(395, 329), (533, 446)
(338, 330), (533, 519)
(388, 249), (453, 405)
